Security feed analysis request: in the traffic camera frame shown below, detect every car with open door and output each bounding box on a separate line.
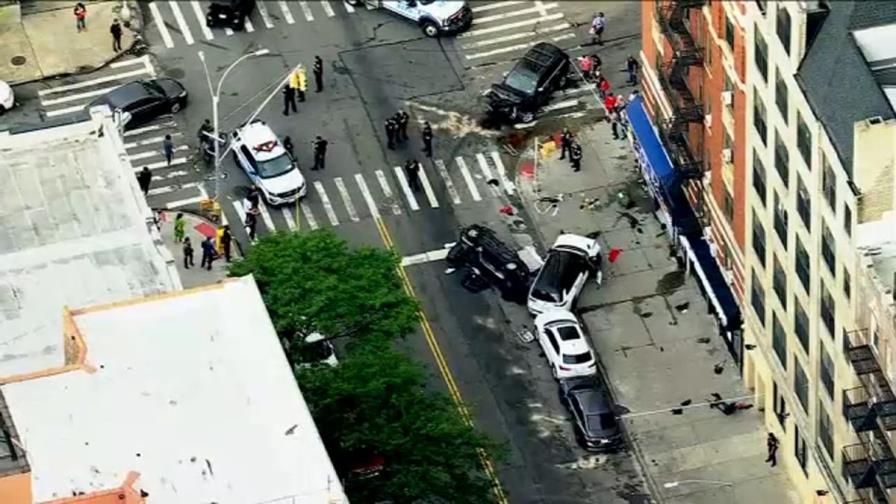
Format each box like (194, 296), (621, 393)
(485, 42), (571, 123)
(89, 78), (187, 130)
(528, 233), (602, 315)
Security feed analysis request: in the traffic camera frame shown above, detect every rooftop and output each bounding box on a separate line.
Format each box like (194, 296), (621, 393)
(856, 210), (896, 312)
(1, 276), (346, 504)
(0, 108), (180, 378)
(796, 1), (896, 173)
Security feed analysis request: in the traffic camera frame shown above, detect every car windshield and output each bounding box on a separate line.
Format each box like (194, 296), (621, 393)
(587, 413), (617, 432)
(504, 67), (538, 95)
(256, 153), (294, 178)
(555, 325), (580, 341)
(563, 351), (592, 365)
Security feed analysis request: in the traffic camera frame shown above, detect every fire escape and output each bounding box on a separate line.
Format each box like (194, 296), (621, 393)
(655, 0), (705, 179)
(843, 328), (896, 503)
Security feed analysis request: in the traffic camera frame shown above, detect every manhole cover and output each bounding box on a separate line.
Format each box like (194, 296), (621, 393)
(11, 55), (26, 66)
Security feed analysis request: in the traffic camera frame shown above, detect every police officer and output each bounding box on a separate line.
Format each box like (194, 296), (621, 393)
(570, 141), (583, 172)
(385, 117), (398, 150)
(312, 136), (328, 170)
(247, 185), (261, 210)
(313, 55), (324, 92)
(395, 109), (410, 142)
(405, 159), (421, 192)
(559, 127), (573, 160)
(421, 121), (433, 158)
(282, 83), (296, 116)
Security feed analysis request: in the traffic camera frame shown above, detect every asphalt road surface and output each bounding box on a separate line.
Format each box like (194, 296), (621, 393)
(5, 2), (647, 502)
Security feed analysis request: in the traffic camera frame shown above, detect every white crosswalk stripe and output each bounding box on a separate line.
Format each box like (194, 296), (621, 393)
(461, 22), (570, 50)
(244, 17), (255, 32)
(459, 12), (564, 38)
(393, 166), (420, 211)
(314, 181), (339, 226)
(190, 1), (214, 40)
(259, 202), (276, 230)
(300, 202), (319, 230)
(471, 0), (525, 12)
(38, 66), (149, 96)
(434, 159), (461, 205)
(320, 1), (336, 17)
(232, 200), (248, 225)
(472, 3), (558, 25)
(148, 2), (175, 48)
(257, 1), (275, 28)
(279, 1), (296, 23)
(455, 157), (482, 202)
(299, 1), (315, 21)
(375, 169), (402, 215)
(148, 181), (200, 197)
(490, 151), (515, 195)
(281, 207), (297, 230)
(342, 0), (356, 13)
(334, 177), (359, 222)
(168, 1), (195, 45)
(417, 165), (439, 209)
(355, 174), (380, 219)
(475, 152), (495, 182)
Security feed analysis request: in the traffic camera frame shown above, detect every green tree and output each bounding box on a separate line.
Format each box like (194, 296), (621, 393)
(297, 338), (504, 504)
(228, 230), (419, 348)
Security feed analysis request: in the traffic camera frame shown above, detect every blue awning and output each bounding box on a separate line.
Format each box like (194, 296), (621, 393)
(679, 234), (742, 331)
(626, 95), (678, 193)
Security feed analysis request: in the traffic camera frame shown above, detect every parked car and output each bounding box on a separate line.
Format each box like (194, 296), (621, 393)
(89, 78), (187, 129)
(534, 310), (597, 380)
(446, 224), (530, 303)
(485, 42), (570, 123)
(0, 80), (13, 114)
(346, 0), (472, 37)
(206, 0), (256, 30)
(294, 332), (338, 369)
(527, 233), (601, 315)
(230, 120), (307, 205)
(559, 375), (622, 451)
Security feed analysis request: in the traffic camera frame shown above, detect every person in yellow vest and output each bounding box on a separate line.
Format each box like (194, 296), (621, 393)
(292, 65), (307, 103)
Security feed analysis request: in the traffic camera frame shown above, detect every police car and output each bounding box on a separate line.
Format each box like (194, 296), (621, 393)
(230, 120), (306, 205)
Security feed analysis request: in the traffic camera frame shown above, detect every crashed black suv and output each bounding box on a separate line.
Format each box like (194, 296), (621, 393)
(486, 42), (571, 123)
(446, 225), (530, 303)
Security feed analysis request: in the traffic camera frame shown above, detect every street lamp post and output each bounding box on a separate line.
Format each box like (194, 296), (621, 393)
(663, 479), (734, 490)
(197, 48), (270, 213)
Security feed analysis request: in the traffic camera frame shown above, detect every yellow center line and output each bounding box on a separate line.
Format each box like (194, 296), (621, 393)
(373, 216), (509, 504)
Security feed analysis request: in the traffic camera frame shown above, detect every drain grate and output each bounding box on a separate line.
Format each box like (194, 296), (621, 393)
(11, 55), (26, 66)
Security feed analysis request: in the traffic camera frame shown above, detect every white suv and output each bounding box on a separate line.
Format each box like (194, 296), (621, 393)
(231, 120), (306, 205)
(528, 234), (602, 315)
(534, 310), (597, 380)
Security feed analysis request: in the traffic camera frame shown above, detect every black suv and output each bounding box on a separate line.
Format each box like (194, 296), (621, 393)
(446, 225), (531, 303)
(486, 42), (570, 123)
(559, 376), (622, 452)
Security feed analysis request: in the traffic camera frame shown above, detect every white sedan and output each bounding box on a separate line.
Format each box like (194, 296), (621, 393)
(534, 310), (597, 380)
(527, 233), (602, 315)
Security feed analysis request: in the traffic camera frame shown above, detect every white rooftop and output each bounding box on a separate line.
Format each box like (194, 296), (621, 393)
(0, 109), (180, 378)
(856, 210), (896, 303)
(1, 276), (347, 504)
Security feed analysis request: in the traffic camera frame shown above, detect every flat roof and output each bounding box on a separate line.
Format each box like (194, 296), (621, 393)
(0, 108), (180, 378)
(1, 276), (346, 503)
(856, 211), (896, 306)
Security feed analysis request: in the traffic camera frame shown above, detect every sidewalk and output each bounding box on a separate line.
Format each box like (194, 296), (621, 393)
(157, 210), (230, 289)
(1, 0), (140, 84)
(514, 122), (800, 503)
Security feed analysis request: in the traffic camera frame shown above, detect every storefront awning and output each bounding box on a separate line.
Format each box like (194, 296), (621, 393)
(679, 235), (742, 331)
(626, 95), (679, 193)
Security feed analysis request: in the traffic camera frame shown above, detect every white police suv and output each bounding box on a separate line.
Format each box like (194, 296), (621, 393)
(231, 120), (306, 205)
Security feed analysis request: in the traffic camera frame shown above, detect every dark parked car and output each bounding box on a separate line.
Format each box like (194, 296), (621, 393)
(90, 78), (187, 129)
(559, 376), (622, 452)
(446, 224), (530, 303)
(486, 42), (570, 123)
(206, 0), (256, 30)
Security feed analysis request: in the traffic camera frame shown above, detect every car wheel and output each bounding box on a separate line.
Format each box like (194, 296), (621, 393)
(421, 21), (440, 38)
(519, 110), (535, 123)
(170, 102), (181, 114)
(574, 428), (588, 449)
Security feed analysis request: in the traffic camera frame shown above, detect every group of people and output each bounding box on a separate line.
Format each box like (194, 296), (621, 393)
(283, 56), (324, 116)
(73, 3), (124, 53)
(173, 212), (232, 272)
(558, 128), (584, 172)
(384, 110), (434, 159)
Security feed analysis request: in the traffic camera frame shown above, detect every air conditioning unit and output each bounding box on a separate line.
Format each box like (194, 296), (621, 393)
(704, 113), (713, 127)
(722, 91), (734, 106)
(722, 148), (733, 163)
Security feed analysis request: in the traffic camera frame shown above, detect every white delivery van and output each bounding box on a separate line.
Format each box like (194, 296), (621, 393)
(347, 0), (473, 37)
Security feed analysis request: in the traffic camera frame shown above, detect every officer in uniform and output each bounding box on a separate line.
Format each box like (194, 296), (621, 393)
(312, 136), (328, 170)
(385, 117), (398, 150)
(559, 127), (573, 160)
(405, 159), (421, 192)
(282, 83), (296, 116)
(570, 141), (583, 172)
(421, 121), (433, 157)
(313, 56), (324, 92)
(395, 110), (410, 142)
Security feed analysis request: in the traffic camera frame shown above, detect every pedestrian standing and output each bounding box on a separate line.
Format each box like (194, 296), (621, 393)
(570, 142), (583, 172)
(604, 94), (618, 115)
(283, 135), (295, 159)
(385, 117), (397, 150)
(626, 55), (640, 85)
(590, 12), (606, 45)
(422, 121), (433, 157)
(220, 226), (233, 262)
(110, 18), (123, 52)
(396, 110), (410, 142)
(247, 185), (261, 210)
(162, 134), (174, 165)
(405, 159), (421, 192)
(598, 75), (611, 99)
(313, 55), (324, 92)
(282, 83), (297, 116)
(182, 237), (194, 269)
(765, 433), (780, 467)
(559, 127), (573, 160)
(296, 66), (307, 102)
(578, 55), (593, 81)
(615, 93), (627, 112)
(173, 212), (186, 242)
(312, 136), (328, 170)
(74, 2), (87, 32)
(245, 210), (258, 241)
(200, 236), (216, 271)
(611, 112), (621, 140)
(137, 166), (152, 195)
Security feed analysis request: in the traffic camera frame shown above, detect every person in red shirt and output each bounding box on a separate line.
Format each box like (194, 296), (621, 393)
(74, 2), (87, 32)
(598, 76), (611, 99)
(604, 94), (618, 114)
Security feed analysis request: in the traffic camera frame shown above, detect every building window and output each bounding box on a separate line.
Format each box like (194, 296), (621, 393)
(724, 187), (735, 223)
(794, 425), (809, 476)
(773, 381), (787, 429)
(794, 299), (809, 353)
(755, 29), (769, 82)
(753, 212), (767, 267)
(752, 271), (766, 327)
(775, 71), (788, 121)
(773, 257), (787, 308)
(843, 268), (851, 301)
(725, 15), (735, 50)
(818, 405), (834, 459)
(820, 284), (835, 338)
(844, 205), (853, 237)
(795, 238), (810, 292)
(776, 7), (792, 55)
(820, 345), (834, 399)
(774, 131), (790, 187)
(822, 156), (836, 210)
(754, 93), (768, 145)
(753, 151), (768, 204)
(773, 314), (787, 370)
(797, 177), (811, 229)
(797, 112), (812, 166)
(773, 192), (788, 244)
(821, 222), (835, 274)
(794, 360), (809, 413)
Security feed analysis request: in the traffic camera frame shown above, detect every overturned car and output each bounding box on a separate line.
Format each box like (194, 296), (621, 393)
(446, 225), (531, 304)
